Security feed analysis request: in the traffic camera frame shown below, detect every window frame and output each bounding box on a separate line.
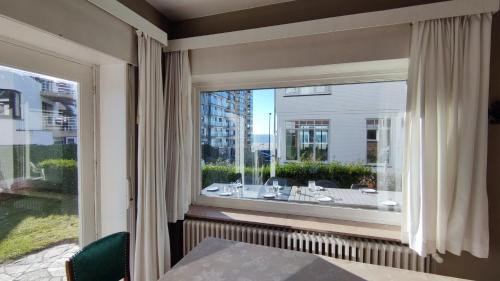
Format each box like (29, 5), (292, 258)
(366, 118), (392, 166)
(0, 89), (22, 119)
(192, 61), (408, 226)
(285, 120), (330, 162)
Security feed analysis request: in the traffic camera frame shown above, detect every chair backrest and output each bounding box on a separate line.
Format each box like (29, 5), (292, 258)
(350, 184), (367, 190)
(66, 232), (130, 281)
(315, 180), (339, 189)
(264, 177), (298, 187)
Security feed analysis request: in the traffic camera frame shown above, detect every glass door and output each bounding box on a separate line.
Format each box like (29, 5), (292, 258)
(0, 39), (95, 272)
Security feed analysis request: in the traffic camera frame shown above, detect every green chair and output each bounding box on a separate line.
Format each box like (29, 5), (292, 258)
(65, 232), (130, 281)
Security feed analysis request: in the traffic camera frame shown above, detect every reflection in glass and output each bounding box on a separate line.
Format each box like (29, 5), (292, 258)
(0, 65), (80, 263)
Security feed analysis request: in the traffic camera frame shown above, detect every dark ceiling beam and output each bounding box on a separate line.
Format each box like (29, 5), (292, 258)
(170, 0), (448, 39)
(117, 0), (171, 33)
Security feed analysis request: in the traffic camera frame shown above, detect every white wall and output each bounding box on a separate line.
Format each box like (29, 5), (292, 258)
(99, 64), (128, 236)
(0, 0), (137, 64)
(190, 24), (410, 75)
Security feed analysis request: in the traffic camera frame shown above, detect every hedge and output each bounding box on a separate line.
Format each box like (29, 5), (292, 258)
(30, 144), (77, 163)
(202, 165), (240, 188)
(262, 162), (374, 188)
(202, 162), (375, 189)
(38, 159), (78, 194)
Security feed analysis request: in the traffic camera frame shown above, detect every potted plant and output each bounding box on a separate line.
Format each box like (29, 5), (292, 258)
(359, 174), (376, 189)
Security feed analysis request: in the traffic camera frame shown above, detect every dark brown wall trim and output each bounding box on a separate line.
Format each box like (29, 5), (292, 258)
(117, 0), (171, 33)
(170, 0), (447, 39)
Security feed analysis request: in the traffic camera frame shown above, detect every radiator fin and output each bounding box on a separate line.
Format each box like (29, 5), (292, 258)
(183, 219), (432, 273)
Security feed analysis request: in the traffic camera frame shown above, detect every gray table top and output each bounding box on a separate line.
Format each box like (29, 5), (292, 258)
(160, 238), (465, 281)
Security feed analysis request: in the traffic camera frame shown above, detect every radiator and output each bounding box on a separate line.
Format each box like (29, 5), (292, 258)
(183, 219), (432, 273)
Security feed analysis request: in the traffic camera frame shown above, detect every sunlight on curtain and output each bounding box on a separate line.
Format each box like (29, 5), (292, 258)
(403, 13), (492, 258)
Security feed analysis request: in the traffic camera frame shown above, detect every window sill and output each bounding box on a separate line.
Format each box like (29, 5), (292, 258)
(186, 205), (401, 242)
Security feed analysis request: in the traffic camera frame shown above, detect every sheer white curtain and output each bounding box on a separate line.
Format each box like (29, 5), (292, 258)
(403, 14), (492, 258)
(164, 50), (194, 222)
(134, 32), (170, 281)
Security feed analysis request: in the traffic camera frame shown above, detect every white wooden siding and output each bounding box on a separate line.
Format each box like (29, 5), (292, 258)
(275, 81), (407, 165)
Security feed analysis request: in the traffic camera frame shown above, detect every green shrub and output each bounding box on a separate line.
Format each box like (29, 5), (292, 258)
(0, 144), (77, 181)
(201, 162), (375, 189)
(38, 159), (78, 193)
(30, 144), (77, 163)
(262, 162), (375, 188)
(202, 165), (240, 188)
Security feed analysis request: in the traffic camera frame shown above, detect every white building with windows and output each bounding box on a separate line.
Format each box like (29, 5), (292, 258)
(275, 81), (407, 190)
(0, 67), (79, 188)
(0, 66), (78, 146)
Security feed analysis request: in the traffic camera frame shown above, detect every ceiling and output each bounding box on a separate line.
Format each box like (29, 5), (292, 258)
(145, 0), (294, 21)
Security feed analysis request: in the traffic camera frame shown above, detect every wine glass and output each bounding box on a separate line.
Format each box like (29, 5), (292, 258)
(272, 180), (280, 196)
(235, 179), (243, 197)
(228, 182), (236, 194)
(308, 180), (319, 198)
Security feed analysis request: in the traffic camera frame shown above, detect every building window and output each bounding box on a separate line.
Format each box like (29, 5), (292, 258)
(0, 89), (21, 119)
(300, 86), (314, 95)
(366, 119), (391, 164)
(286, 120), (329, 161)
(199, 81), (407, 218)
(284, 88), (297, 96)
(284, 85), (331, 97)
(315, 86), (327, 93)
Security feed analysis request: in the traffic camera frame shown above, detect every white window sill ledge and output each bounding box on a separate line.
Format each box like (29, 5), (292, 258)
(186, 205), (401, 242)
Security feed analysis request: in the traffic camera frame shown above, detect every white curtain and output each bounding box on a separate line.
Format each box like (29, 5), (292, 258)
(134, 32), (170, 281)
(403, 14), (492, 258)
(164, 50), (194, 222)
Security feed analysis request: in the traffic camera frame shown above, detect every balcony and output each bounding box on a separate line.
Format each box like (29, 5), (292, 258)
(42, 111), (77, 131)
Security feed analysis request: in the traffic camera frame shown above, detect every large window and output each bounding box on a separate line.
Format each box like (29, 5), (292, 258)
(199, 81), (407, 217)
(0, 65), (80, 263)
(286, 120), (329, 161)
(366, 119), (391, 164)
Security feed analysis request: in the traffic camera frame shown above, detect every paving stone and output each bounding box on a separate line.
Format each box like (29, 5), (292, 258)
(16, 269), (50, 281)
(0, 273), (13, 281)
(48, 258), (66, 268)
(13, 254), (42, 265)
(4, 264), (29, 276)
(43, 247), (67, 259)
(25, 262), (47, 273)
(47, 267), (66, 278)
(0, 244), (78, 281)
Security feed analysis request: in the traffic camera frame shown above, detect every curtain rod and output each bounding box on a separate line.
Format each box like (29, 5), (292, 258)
(87, 0), (169, 47)
(166, 0), (499, 52)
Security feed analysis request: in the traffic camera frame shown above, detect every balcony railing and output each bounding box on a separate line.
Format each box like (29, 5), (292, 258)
(42, 111), (77, 131)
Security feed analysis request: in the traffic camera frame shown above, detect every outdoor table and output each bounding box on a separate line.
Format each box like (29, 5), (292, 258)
(201, 183), (402, 211)
(201, 183), (291, 201)
(288, 186), (402, 211)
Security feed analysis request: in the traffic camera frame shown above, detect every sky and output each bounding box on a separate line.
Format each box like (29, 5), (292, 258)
(0, 65), (77, 85)
(252, 89), (275, 135)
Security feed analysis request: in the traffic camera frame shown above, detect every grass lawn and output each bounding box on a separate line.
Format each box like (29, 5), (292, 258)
(0, 193), (79, 263)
